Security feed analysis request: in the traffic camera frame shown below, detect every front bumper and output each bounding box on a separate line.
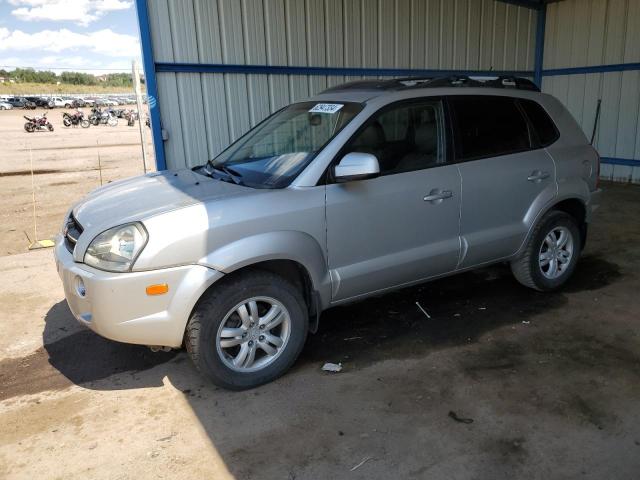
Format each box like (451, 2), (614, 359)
(54, 237), (224, 347)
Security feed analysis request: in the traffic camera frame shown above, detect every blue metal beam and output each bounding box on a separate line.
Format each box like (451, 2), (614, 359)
(533, 4), (547, 87)
(600, 157), (640, 167)
(134, 0), (166, 171)
(543, 62), (640, 76)
(155, 62), (533, 78)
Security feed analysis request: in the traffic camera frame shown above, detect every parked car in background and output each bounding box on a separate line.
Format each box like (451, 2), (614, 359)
(7, 97), (35, 109)
(55, 75), (602, 390)
(0, 101), (13, 110)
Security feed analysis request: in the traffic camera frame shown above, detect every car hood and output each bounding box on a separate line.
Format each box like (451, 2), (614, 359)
(73, 169), (254, 232)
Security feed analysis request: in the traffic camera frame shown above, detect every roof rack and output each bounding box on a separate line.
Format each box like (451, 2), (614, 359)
(321, 75), (540, 94)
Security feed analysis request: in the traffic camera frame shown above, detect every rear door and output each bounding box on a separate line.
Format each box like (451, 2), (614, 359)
(450, 95), (557, 267)
(325, 98), (461, 301)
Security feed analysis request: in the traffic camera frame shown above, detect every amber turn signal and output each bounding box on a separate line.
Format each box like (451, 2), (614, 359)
(146, 283), (169, 295)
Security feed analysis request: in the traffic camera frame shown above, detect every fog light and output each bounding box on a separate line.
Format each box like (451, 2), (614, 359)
(75, 276), (86, 297)
(146, 283), (169, 296)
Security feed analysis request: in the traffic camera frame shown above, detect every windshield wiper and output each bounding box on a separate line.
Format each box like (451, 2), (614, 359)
(206, 161), (244, 185)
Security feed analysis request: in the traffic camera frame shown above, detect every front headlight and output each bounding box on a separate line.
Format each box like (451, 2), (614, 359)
(84, 223), (148, 272)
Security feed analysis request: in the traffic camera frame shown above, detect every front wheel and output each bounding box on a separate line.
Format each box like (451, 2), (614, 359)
(63, 117), (71, 127)
(24, 122), (34, 132)
(511, 210), (581, 291)
(47, 123), (54, 132)
(185, 271), (309, 390)
(107, 117), (118, 127)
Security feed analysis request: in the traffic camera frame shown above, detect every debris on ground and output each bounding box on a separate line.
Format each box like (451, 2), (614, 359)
(522, 320), (530, 324)
(322, 362), (342, 373)
(350, 456), (372, 472)
(415, 301), (431, 318)
(448, 411), (474, 424)
(343, 336), (363, 341)
(478, 307), (487, 310)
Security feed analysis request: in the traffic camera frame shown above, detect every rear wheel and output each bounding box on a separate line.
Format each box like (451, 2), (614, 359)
(185, 271), (309, 390)
(63, 117), (71, 127)
(80, 119), (90, 128)
(511, 210), (581, 291)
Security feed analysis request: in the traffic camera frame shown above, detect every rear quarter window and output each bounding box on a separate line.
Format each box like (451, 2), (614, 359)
(449, 95), (531, 161)
(518, 99), (560, 147)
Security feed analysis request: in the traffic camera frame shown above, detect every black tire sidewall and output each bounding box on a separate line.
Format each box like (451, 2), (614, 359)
(194, 274), (308, 390)
(529, 212), (581, 291)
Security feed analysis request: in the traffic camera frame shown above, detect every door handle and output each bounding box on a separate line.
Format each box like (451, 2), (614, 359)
(423, 190), (453, 202)
(527, 171), (550, 182)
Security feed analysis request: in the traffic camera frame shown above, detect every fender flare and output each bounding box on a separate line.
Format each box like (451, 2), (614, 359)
(197, 230), (332, 307)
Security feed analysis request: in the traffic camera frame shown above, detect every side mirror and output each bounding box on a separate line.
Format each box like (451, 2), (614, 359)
(334, 152), (380, 182)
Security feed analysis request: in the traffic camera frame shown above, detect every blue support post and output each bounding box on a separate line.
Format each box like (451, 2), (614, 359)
(134, 0), (167, 171)
(533, 3), (547, 89)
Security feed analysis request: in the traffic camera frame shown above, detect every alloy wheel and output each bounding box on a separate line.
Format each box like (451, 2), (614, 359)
(215, 296), (291, 372)
(538, 226), (574, 279)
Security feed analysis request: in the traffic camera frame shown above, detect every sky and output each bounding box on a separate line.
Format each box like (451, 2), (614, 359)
(0, 0), (142, 73)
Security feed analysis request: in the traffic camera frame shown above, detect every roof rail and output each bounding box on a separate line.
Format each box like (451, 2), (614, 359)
(420, 75), (540, 91)
(320, 75), (540, 94)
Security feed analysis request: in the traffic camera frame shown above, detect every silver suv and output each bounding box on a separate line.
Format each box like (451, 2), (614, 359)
(55, 76), (601, 389)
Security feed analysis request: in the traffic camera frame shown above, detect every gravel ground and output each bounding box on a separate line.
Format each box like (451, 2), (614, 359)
(0, 107), (154, 256)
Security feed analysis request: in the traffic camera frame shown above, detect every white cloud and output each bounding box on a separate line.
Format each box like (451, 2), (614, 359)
(0, 27), (140, 58)
(9, 0), (132, 26)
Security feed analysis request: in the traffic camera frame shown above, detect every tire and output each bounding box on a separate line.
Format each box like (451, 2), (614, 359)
(108, 117), (118, 127)
(81, 119), (90, 128)
(91, 117), (99, 126)
(47, 123), (54, 132)
(24, 122), (34, 133)
(63, 117), (71, 127)
(185, 270), (309, 390)
(511, 210), (581, 291)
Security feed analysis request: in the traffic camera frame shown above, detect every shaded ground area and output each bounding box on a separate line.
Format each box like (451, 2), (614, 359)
(0, 181), (639, 479)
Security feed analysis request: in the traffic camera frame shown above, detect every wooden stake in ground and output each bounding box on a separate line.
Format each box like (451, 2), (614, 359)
(97, 139), (103, 186)
(27, 145), (54, 249)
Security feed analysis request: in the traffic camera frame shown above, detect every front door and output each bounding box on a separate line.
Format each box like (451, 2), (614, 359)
(326, 99), (461, 302)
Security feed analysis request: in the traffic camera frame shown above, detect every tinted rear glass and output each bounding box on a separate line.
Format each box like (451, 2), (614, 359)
(450, 96), (531, 161)
(519, 99), (559, 147)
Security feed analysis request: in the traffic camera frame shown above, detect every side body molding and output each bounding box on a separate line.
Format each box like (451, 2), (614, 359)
(197, 231), (332, 308)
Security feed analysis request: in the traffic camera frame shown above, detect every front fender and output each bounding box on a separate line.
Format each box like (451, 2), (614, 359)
(197, 231), (332, 306)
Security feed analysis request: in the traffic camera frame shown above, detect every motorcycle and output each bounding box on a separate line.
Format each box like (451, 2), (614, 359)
(89, 107), (118, 127)
(123, 109), (136, 127)
(24, 113), (54, 133)
(62, 110), (90, 128)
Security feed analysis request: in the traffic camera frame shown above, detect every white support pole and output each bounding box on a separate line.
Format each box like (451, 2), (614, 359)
(133, 60), (148, 174)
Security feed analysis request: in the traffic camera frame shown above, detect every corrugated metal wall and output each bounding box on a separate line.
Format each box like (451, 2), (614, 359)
(147, 0), (537, 170)
(542, 0), (640, 183)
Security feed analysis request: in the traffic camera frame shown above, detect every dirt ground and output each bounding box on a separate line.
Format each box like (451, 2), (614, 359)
(0, 107), (154, 256)
(0, 181), (639, 479)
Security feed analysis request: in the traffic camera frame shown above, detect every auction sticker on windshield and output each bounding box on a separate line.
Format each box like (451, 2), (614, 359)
(309, 103), (344, 114)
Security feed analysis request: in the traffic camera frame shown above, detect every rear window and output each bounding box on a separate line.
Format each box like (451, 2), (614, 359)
(519, 99), (559, 147)
(450, 96), (531, 161)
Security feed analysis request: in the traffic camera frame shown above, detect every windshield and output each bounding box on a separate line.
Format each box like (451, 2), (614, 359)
(199, 101), (363, 189)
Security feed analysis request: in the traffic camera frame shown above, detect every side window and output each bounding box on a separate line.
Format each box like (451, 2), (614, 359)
(450, 96), (531, 161)
(345, 100), (443, 175)
(519, 99), (560, 147)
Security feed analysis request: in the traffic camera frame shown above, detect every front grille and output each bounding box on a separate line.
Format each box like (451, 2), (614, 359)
(64, 214), (83, 253)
